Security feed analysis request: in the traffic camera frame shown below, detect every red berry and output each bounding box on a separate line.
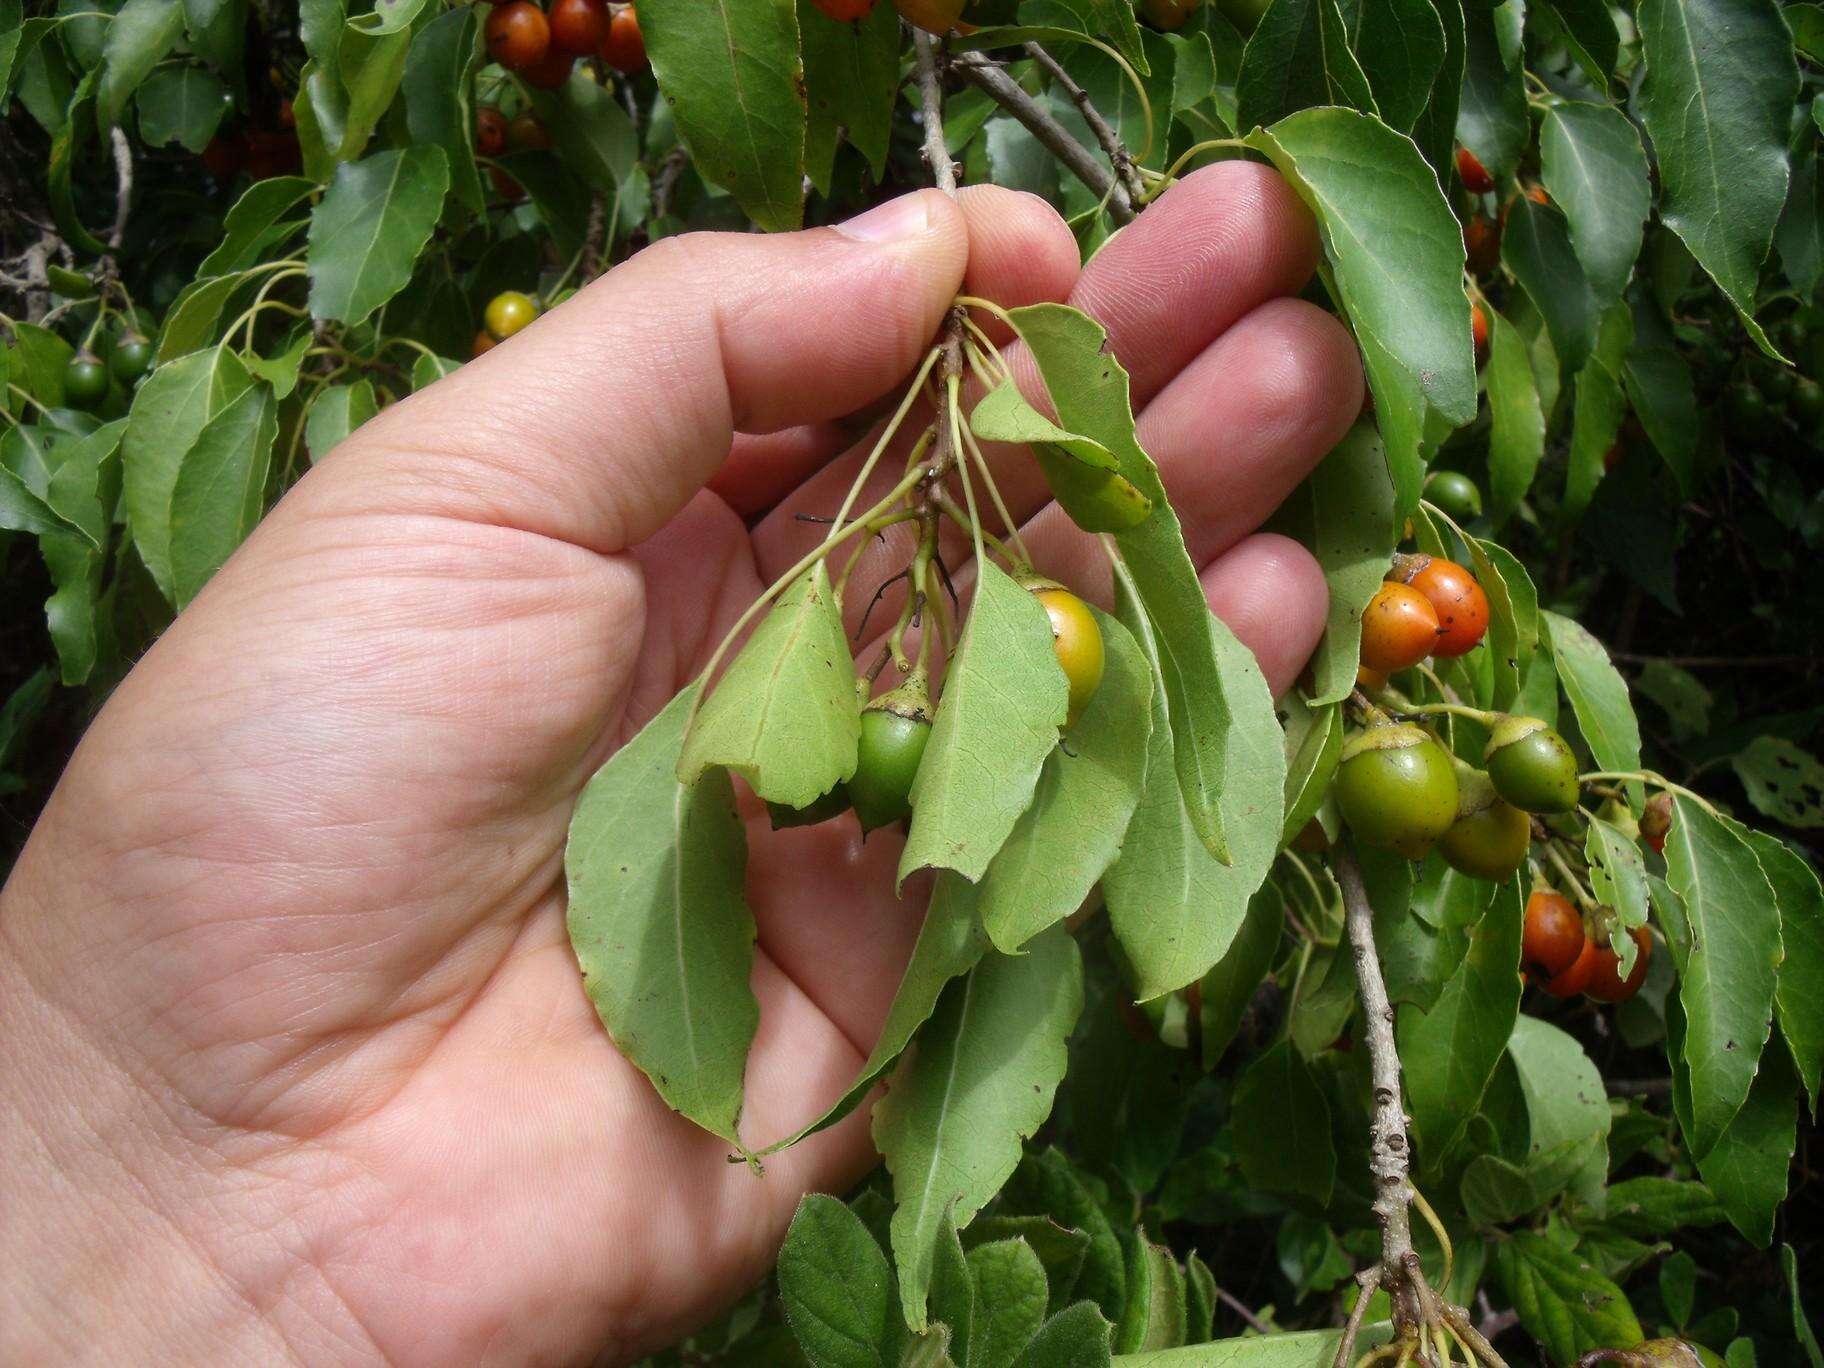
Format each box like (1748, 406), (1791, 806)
(1359, 581), (1441, 675)
(809, 0), (876, 17)
(1457, 145), (1494, 194)
(599, 4), (645, 72)
(486, 1), (550, 70)
(1471, 300), (1490, 357)
(548, 0), (610, 52)
(1392, 555), (1489, 659)
(521, 45), (575, 89)
(475, 105), (508, 157)
(1585, 927), (1652, 1004)
(1522, 890), (1585, 981)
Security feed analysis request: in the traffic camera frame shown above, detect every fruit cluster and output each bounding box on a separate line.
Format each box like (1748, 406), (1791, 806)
(483, 0), (645, 88)
(1522, 888), (1652, 1004)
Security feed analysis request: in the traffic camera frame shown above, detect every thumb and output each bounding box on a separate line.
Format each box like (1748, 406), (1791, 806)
(304, 191), (970, 555)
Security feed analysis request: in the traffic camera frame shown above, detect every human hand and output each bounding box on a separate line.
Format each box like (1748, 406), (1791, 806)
(0, 166), (1361, 1365)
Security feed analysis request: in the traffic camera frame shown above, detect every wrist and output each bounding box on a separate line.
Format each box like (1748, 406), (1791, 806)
(0, 880), (371, 1365)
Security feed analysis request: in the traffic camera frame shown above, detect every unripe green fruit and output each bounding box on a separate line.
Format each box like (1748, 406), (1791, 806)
(110, 335), (153, 383)
(767, 783), (850, 830)
(1483, 715), (1579, 814)
(1334, 722), (1460, 860)
(849, 678), (933, 832)
(1438, 766), (1531, 881)
(63, 353), (108, 409)
(1423, 469), (1482, 522)
(483, 290), (540, 342)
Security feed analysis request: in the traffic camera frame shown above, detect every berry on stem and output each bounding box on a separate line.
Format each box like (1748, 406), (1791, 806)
(1522, 889), (1586, 981)
(1334, 721), (1460, 859)
(1471, 299), (1490, 360)
(1359, 580), (1441, 674)
(485, 1), (550, 70)
(63, 353), (109, 409)
(1423, 469), (1482, 523)
(849, 676), (933, 832)
(472, 329), (498, 358)
(599, 4), (646, 72)
(1456, 145), (1494, 194)
(1031, 583), (1104, 727)
(522, 46), (576, 89)
(767, 784), (851, 830)
(809, 0), (877, 18)
(1464, 213), (1501, 275)
(507, 112), (552, 151)
(894, 0), (966, 33)
(1439, 767), (1531, 881)
(549, 0), (610, 53)
(1640, 792), (1673, 855)
(110, 335), (153, 384)
(1483, 715), (1579, 814)
(1389, 553), (1490, 658)
(1585, 926), (1652, 1003)
(1540, 935), (1599, 998)
(484, 290), (540, 341)
(475, 105), (508, 157)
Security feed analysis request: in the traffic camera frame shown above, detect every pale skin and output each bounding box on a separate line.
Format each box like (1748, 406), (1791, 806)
(0, 164), (1363, 1365)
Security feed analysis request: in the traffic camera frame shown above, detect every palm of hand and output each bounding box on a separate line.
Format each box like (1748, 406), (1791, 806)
(2, 168), (1359, 1366)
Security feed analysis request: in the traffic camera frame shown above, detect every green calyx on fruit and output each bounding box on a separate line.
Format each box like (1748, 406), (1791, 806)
(1437, 764), (1531, 881)
(767, 783), (850, 830)
(848, 672), (933, 832)
(110, 334), (154, 383)
(63, 352), (109, 408)
(1423, 469), (1482, 522)
(1483, 714), (1579, 814)
(1334, 721), (1460, 859)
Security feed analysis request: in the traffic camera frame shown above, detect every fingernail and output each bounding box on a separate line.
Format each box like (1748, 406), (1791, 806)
(835, 193), (934, 244)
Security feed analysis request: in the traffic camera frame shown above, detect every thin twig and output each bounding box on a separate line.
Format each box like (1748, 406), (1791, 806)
(1217, 1286), (1271, 1335)
(913, 29), (959, 196)
(1023, 41), (1146, 206)
(106, 127), (133, 250)
(950, 51), (1135, 223)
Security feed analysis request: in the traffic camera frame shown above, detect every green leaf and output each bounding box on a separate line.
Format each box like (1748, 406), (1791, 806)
(11, 323), (76, 408)
(1784, 1246), (1823, 1368)
(243, 329), (311, 401)
(968, 1240), (1051, 1366)
(1637, 0), (1799, 357)
(1598, 1177), (1725, 1237)
(762, 873), (988, 1154)
(1407, 0), (1463, 182)
(778, 1195), (899, 1368)
(1276, 421), (1397, 703)
(1693, 1042), (1798, 1247)
(798, 0), (896, 189)
(1621, 331), (1699, 496)
(1537, 0), (1618, 85)
(1466, 535), (1539, 713)
(930, 1209), (974, 1363)
(679, 563), (858, 808)
(1103, 584), (1284, 1000)
(979, 608), (1150, 953)
(155, 272), (255, 363)
(1113, 1237), (1188, 1355)
(198, 176), (316, 277)
(1544, 609), (1642, 785)
(1564, 301), (1634, 525)
(134, 62), (226, 151)
(878, 927), (1082, 1332)
(121, 345), (253, 603)
(564, 686), (758, 1147)
(1197, 887), (1284, 1068)
(1586, 814), (1651, 970)
(1778, 141), (1824, 296)
(333, 13), (416, 162)
(964, 1215), (1089, 1317)
(968, 377), (1154, 534)
(96, 0), (182, 129)
(1732, 736), (1824, 829)
(307, 146), (451, 327)
(1245, 109), (1478, 512)
(999, 1148), (1126, 1324)
(1235, 0), (1376, 133)
(1507, 1014), (1610, 1205)
(1456, 1), (1526, 179)
(1484, 307), (1546, 527)
(1460, 1154), (1538, 1226)
(1017, 0), (1150, 76)
(639, 0), (805, 232)
(0, 462), (87, 540)
(1012, 1302), (1112, 1368)
(1664, 799), (1782, 1158)
(402, 5), (484, 215)
(1279, 695), (1340, 844)
(1540, 102), (1652, 309)
(1740, 831), (1824, 1108)
(1231, 1040), (1335, 1205)
(1351, 0), (1444, 132)
(1503, 197), (1598, 375)
(0, 0), (26, 109)
(898, 559), (1068, 886)
(1494, 1231), (1643, 1365)
(181, 0), (242, 76)
(304, 379), (378, 464)
(529, 74), (639, 196)
(1006, 301), (1236, 861)
(168, 382), (275, 608)
(1399, 879), (1523, 1170)
(47, 72), (108, 255)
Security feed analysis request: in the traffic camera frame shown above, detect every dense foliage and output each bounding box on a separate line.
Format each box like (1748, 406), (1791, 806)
(2, 0), (1822, 1364)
